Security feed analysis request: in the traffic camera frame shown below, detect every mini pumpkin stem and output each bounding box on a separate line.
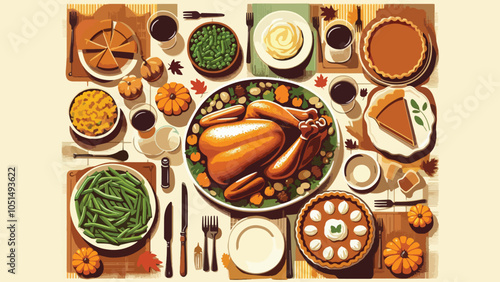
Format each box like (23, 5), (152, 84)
(400, 250), (408, 258)
(126, 81), (132, 86)
(83, 257), (89, 263)
(170, 93), (176, 100)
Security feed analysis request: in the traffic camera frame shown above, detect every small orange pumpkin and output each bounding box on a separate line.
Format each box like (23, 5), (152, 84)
(141, 57), (164, 82)
(72, 247), (100, 275)
(408, 204), (433, 228)
(156, 82), (192, 116)
(118, 75), (143, 100)
(383, 236), (423, 275)
(190, 152), (201, 162)
(186, 134), (198, 145)
(196, 172), (211, 188)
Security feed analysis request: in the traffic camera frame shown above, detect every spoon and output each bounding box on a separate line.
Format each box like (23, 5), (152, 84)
(73, 150), (129, 161)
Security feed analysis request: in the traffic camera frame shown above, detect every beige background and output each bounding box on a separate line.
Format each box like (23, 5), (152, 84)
(0, 0), (499, 281)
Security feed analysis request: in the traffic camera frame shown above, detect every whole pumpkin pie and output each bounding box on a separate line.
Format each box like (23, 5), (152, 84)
(296, 191), (375, 270)
(367, 89), (416, 146)
(363, 17), (427, 79)
(81, 20), (138, 70)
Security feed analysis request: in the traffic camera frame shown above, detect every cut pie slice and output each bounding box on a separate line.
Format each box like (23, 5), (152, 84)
(114, 22), (134, 40)
(102, 29), (113, 48)
(84, 39), (106, 50)
(111, 41), (137, 54)
(109, 31), (127, 49)
(368, 89), (416, 146)
(97, 49), (119, 70)
(87, 49), (107, 69)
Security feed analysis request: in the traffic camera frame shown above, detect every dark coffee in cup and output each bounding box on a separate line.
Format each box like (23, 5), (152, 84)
(330, 80), (357, 105)
(326, 24), (352, 50)
(149, 15), (177, 42)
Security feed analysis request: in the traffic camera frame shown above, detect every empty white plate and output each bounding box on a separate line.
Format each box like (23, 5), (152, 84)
(228, 216), (285, 274)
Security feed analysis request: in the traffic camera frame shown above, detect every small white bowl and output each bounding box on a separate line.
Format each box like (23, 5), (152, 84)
(343, 152), (381, 192)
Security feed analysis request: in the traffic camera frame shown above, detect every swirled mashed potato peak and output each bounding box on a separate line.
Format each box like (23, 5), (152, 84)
(263, 21), (303, 60)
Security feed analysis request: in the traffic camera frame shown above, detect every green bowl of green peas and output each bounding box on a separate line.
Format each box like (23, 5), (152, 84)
(188, 22), (240, 74)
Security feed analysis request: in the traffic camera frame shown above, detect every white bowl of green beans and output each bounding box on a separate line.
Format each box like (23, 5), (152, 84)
(187, 22), (240, 74)
(70, 164), (157, 251)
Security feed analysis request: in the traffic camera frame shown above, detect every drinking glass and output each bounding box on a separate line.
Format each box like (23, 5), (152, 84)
(147, 11), (179, 50)
(324, 19), (354, 63)
(329, 75), (358, 113)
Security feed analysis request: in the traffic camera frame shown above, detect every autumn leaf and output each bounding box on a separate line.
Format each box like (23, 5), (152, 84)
(314, 74), (328, 89)
(360, 88), (368, 99)
(168, 59), (184, 75)
(191, 79), (207, 94)
(137, 251), (162, 272)
(345, 139), (358, 150)
(421, 158), (438, 177)
(320, 5), (337, 21)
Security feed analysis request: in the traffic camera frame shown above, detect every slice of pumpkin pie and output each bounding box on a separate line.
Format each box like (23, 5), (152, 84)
(368, 89), (416, 146)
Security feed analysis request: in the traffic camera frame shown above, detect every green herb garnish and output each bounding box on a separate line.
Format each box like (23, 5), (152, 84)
(410, 99), (430, 131)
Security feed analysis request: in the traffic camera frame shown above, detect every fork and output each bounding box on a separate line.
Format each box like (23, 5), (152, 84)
(183, 11), (224, 19)
(312, 16), (323, 63)
(376, 218), (383, 269)
(374, 199), (426, 208)
(209, 216), (219, 272)
(355, 6), (363, 33)
(202, 216), (210, 271)
(246, 12), (254, 64)
(68, 11), (78, 76)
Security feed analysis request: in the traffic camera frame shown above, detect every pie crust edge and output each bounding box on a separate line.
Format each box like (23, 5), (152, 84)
(296, 191), (375, 269)
(363, 16), (427, 79)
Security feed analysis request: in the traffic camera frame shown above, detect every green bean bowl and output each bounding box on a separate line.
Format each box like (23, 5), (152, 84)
(70, 164), (157, 251)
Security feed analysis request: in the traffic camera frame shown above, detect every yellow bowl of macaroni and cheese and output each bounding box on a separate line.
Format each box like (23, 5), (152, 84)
(69, 89), (121, 139)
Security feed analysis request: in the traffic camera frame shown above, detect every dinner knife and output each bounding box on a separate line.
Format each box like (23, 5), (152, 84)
(164, 202), (173, 278)
(286, 216), (293, 278)
(180, 183), (188, 276)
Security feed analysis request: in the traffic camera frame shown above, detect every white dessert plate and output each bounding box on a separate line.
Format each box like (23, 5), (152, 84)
(228, 216), (285, 274)
(254, 11), (313, 69)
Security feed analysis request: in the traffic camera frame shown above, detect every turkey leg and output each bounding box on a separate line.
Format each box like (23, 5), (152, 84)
(265, 119), (328, 179)
(245, 100), (317, 128)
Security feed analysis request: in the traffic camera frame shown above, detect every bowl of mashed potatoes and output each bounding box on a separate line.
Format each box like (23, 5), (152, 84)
(254, 11), (313, 69)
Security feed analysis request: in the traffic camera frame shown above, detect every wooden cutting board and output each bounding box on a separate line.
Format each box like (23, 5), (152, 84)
(65, 4), (155, 81)
(66, 162), (157, 279)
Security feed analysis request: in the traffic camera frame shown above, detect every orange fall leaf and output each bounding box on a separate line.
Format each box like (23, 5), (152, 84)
(314, 74), (328, 89)
(191, 79), (207, 94)
(137, 251), (163, 272)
